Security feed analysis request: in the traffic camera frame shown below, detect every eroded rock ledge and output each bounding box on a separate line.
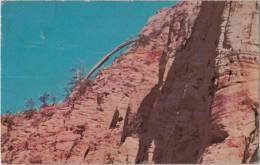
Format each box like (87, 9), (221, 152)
(1, 1), (259, 164)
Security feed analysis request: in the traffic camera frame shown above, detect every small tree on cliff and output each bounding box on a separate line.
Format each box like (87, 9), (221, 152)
(64, 61), (86, 99)
(136, 34), (150, 47)
(70, 67), (84, 86)
(25, 98), (35, 110)
(39, 92), (50, 108)
(51, 96), (56, 105)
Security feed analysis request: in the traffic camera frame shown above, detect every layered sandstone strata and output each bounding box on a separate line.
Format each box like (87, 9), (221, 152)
(1, 1), (259, 164)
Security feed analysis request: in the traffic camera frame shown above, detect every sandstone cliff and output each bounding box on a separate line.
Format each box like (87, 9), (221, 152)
(1, 1), (259, 164)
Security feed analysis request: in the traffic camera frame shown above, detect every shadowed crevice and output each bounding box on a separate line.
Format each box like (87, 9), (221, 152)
(135, 1), (225, 163)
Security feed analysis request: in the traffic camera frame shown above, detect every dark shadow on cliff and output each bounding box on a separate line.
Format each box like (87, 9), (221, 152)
(135, 1), (225, 163)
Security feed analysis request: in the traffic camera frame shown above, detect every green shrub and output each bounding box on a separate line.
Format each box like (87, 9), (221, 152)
(25, 98), (35, 110)
(64, 62), (86, 98)
(39, 92), (50, 107)
(2, 116), (14, 131)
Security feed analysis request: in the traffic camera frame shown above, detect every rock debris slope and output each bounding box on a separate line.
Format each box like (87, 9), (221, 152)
(1, 1), (259, 164)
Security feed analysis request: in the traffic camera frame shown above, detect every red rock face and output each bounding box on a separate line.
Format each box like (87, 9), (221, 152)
(1, 1), (259, 164)
(201, 1), (259, 163)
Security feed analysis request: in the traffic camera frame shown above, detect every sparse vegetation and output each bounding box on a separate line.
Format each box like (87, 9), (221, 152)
(64, 62), (86, 99)
(2, 116), (14, 126)
(51, 96), (56, 105)
(39, 92), (50, 108)
(2, 115), (14, 131)
(136, 34), (150, 47)
(77, 79), (90, 96)
(25, 98), (35, 110)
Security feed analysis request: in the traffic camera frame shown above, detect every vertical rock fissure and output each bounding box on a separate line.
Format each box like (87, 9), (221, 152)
(223, 1), (232, 49)
(134, 13), (179, 164)
(135, 1), (225, 164)
(242, 103), (259, 163)
(120, 105), (131, 144)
